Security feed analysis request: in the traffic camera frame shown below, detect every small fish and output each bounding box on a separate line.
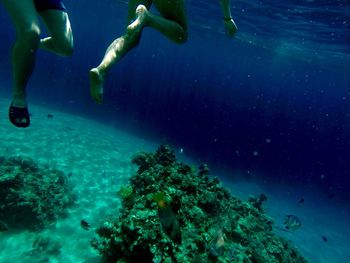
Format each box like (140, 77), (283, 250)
(283, 215), (302, 231)
(209, 229), (226, 257)
(80, 220), (91, 230)
(322, 235), (328, 242)
(153, 192), (181, 243)
(47, 114), (54, 119)
(297, 198), (305, 207)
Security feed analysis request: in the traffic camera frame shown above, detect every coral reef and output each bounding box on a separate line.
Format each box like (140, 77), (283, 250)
(0, 155), (75, 230)
(91, 145), (308, 263)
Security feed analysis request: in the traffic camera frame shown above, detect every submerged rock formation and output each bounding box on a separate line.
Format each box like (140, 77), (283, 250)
(0, 156), (75, 230)
(92, 145), (308, 263)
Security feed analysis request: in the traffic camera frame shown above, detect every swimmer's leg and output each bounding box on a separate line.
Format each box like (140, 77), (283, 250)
(89, 0), (187, 104)
(89, 0), (151, 104)
(140, 0), (188, 43)
(89, 36), (139, 104)
(1, 0), (40, 127)
(39, 9), (74, 56)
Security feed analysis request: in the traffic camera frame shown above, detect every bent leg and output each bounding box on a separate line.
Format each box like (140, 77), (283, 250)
(1, 0), (40, 113)
(89, 0), (151, 104)
(95, 0), (153, 74)
(39, 9), (74, 56)
(132, 0), (187, 43)
(89, 33), (142, 104)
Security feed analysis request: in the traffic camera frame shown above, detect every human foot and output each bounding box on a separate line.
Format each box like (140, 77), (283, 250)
(9, 102), (30, 128)
(127, 5), (149, 34)
(89, 68), (104, 104)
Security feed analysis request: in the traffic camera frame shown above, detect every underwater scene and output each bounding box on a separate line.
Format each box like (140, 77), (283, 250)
(0, 0), (349, 262)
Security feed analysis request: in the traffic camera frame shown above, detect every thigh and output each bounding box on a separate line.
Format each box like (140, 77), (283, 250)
(153, 0), (187, 31)
(39, 9), (73, 46)
(1, 0), (40, 34)
(127, 0), (152, 22)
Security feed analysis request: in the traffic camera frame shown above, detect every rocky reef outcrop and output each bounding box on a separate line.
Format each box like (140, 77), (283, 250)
(92, 145), (308, 263)
(0, 156), (75, 230)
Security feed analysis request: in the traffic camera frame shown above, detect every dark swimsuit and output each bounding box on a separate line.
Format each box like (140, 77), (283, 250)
(34, 0), (66, 12)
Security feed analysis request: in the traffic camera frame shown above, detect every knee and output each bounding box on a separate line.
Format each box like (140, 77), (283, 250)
(58, 40), (74, 57)
(17, 26), (41, 48)
(53, 35), (74, 56)
(174, 25), (188, 44)
(176, 31), (188, 44)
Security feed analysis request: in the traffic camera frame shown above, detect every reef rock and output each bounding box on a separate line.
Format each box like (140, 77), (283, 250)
(0, 156), (75, 230)
(92, 145), (308, 263)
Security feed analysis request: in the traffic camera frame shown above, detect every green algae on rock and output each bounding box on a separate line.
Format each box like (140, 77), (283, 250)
(0, 155), (75, 230)
(91, 145), (308, 263)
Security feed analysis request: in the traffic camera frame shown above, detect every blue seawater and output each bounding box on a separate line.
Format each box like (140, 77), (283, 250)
(1, 0), (349, 206)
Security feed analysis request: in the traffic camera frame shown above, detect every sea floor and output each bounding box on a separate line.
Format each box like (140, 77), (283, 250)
(0, 98), (349, 263)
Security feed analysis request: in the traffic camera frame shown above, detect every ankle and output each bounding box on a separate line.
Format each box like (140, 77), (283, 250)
(12, 97), (27, 107)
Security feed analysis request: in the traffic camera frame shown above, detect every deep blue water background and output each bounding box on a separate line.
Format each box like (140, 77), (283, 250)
(1, 0), (350, 200)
